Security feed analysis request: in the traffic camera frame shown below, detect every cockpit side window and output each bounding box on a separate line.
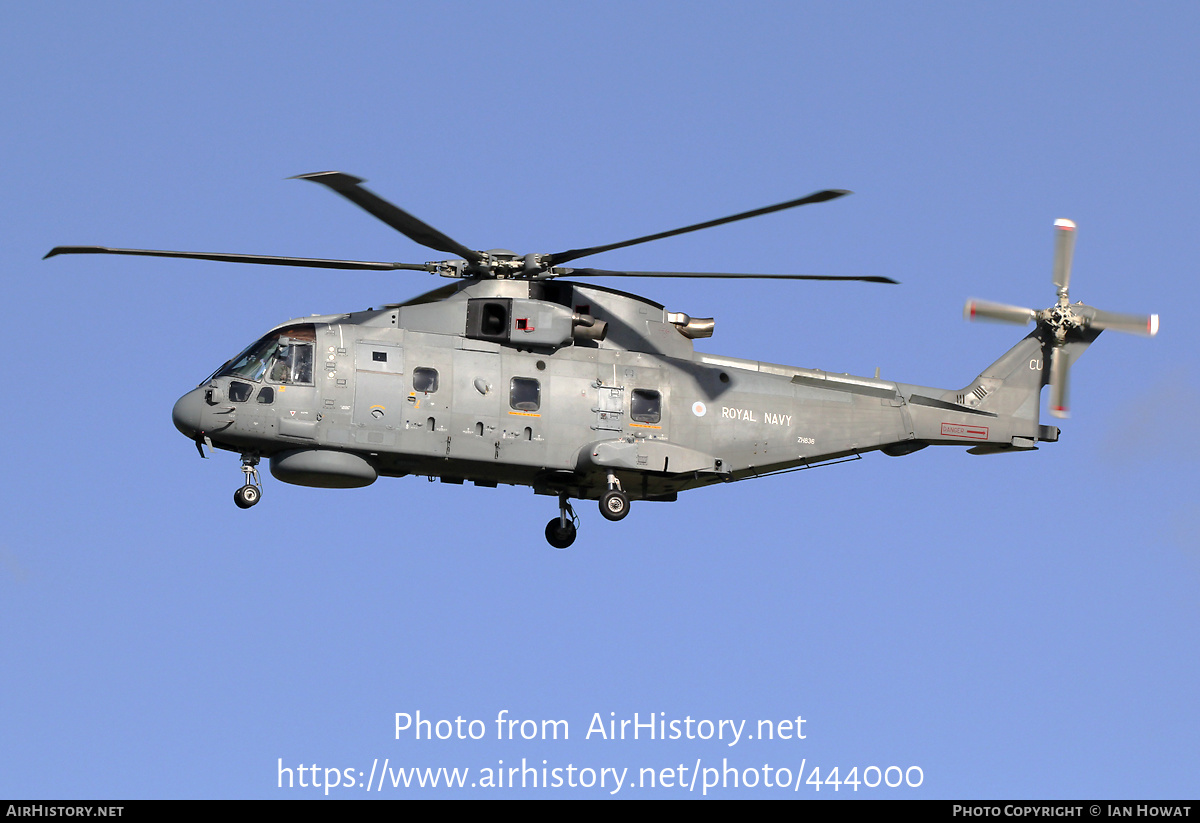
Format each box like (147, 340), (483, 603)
(217, 324), (317, 384)
(271, 340), (314, 385)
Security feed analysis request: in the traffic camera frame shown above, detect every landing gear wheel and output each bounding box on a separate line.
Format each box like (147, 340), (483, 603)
(234, 453), (263, 510)
(599, 489), (630, 521)
(234, 484), (261, 509)
(545, 518), (577, 549)
(545, 494), (579, 549)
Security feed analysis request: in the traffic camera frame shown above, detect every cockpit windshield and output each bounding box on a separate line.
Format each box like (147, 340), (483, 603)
(216, 324), (317, 384)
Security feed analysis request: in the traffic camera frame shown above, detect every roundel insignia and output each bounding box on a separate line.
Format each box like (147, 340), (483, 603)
(692, 401), (707, 417)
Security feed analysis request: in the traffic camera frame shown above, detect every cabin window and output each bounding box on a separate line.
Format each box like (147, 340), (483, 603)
(256, 387), (274, 404)
(630, 389), (662, 423)
(510, 377), (540, 411)
(413, 367), (439, 393)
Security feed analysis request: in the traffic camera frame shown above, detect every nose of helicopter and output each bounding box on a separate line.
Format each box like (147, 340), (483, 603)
(172, 388), (206, 439)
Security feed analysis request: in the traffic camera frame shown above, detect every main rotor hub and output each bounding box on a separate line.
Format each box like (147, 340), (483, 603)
(449, 249), (550, 280)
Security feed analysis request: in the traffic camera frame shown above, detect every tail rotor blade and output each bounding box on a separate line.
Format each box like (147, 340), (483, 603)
(1052, 219), (1076, 297)
(1087, 308), (1160, 337)
(1048, 346), (1071, 419)
(964, 299), (1036, 325)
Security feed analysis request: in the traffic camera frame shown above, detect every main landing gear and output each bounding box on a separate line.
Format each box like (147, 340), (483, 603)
(599, 472), (630, 522)
(233, 454), (262, 509)
(543, 477), (635, 548)
(545, 495), (578, 550)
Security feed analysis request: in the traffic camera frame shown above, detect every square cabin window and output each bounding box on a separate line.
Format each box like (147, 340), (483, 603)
(413, 367), (439, 393)
(631, 389), (662, 423)
(510, 377), (540, 411)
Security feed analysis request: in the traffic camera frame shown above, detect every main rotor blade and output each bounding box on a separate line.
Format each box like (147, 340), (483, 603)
(964, 299), (1037, 325)
(1048, 345), (1070, 419)
(293, 172), (484, 264)
(1086, 308), (1160, 336)
(43, 245), (432, 272)
(1052, 218), (1076, 297)
(562, 267), (897, 284)
(545, 189), (852, 267)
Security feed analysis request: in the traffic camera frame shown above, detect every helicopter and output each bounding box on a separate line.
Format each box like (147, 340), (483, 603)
(46, 172), (1158, 548)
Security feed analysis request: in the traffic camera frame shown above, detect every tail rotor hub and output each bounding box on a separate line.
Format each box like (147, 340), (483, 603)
(1040, 303), (1082, 342)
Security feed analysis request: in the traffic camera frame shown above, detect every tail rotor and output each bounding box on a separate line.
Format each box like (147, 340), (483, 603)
(964, 219), (1158, 418)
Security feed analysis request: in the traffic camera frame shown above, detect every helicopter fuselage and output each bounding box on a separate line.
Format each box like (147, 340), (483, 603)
(172, 277), (1061, 507)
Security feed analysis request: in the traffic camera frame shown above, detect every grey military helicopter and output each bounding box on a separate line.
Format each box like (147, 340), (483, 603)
(46, 173), (1158, 548)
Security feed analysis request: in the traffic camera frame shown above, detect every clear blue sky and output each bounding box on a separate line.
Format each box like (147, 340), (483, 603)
(3, 2), (1196, 798)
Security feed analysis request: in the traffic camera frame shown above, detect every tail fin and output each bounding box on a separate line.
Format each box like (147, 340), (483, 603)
(943, 327), (1101, 424)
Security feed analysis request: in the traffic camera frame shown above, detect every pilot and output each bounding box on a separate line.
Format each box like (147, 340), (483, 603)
(270, 351), (290, 383)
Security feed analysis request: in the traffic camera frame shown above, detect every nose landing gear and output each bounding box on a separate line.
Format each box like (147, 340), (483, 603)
(234, 454), (262, 509)
(545, 494), (578, 549)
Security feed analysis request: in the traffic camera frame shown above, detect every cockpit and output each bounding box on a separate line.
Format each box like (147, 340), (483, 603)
(212, 324), (316, 391)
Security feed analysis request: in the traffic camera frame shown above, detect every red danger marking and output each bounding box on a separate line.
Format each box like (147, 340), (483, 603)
(941, 422), (989, 440)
